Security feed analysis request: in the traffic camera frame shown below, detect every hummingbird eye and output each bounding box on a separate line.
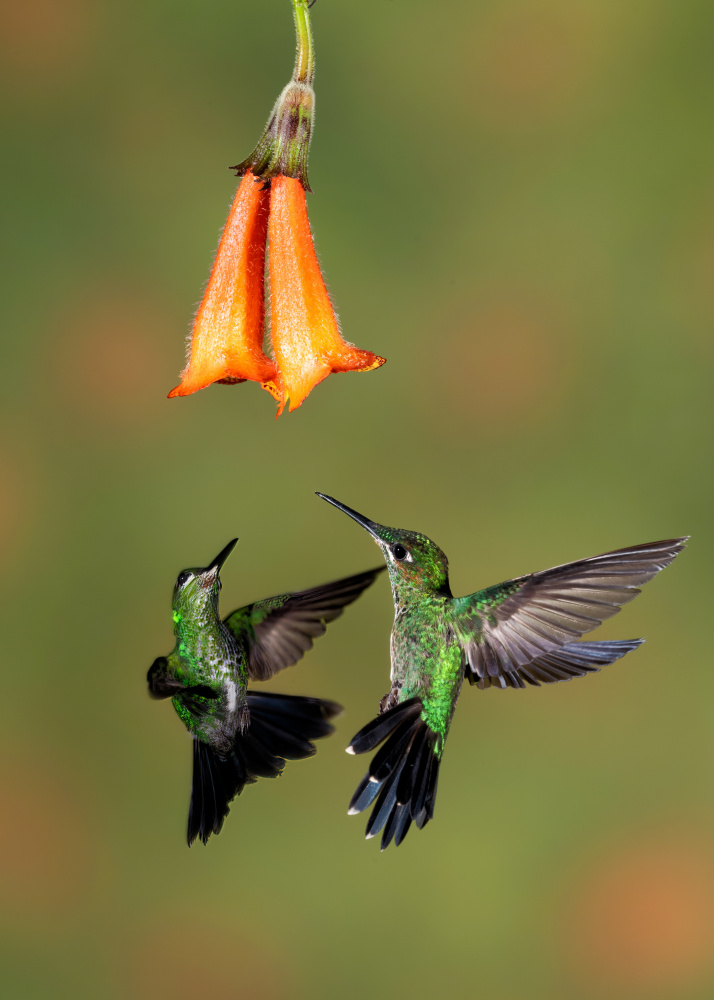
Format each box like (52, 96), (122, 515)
(392, 544), (408, 561)
(176, 570), (192, 588)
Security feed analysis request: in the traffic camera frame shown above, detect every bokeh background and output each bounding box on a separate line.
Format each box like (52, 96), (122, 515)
(2, 0), (714, 996)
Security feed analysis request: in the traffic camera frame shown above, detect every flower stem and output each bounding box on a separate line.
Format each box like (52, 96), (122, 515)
(232, 0), (317, 190)
(292, 0), (315, 86)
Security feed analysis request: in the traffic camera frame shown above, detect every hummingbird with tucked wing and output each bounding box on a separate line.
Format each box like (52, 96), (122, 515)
(148, 537), (385, 845)
(317, 493), (687, 851)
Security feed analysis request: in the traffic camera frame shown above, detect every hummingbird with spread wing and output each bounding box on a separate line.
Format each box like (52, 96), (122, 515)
(148, 538), (384, 845)
(317, 493), (687, 851)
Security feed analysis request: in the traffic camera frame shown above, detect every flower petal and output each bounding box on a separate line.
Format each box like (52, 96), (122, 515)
(268, 175), (385, 414)
(169, 172), (277, 398)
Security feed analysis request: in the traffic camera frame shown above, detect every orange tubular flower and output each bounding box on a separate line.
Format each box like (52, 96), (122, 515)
(167, 0), (385, 413)
(269, 176), (384, 414)
(168, 173), (278, 399)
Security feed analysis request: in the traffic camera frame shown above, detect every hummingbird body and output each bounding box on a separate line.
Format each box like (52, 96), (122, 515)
(317, 493), (687, 850)
(389, 598), (462, 756)
(148, 538), (385, 844)
(168, 586), (248, 751)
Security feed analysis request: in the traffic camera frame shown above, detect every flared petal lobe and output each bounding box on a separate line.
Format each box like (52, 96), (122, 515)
(268, 175), (385, 414)
(169, 173), (278, 398)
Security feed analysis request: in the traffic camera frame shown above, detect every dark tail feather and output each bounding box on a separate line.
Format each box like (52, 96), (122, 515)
(187, 692), (341, 846)
(187, 740), (253, 846)
(246, 691), (342, 743)
(347, 700), (440, 850)
(346, 697), (421, 755)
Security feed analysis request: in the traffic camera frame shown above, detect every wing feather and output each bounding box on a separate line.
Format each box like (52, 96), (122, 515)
(460, 538), (686, 686)
(224, 567), (386, 681)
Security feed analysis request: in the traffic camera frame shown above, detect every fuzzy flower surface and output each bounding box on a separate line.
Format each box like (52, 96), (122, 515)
(169, 0), (384, 413)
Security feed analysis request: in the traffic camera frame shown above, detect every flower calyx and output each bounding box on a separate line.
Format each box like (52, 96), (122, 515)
(232, 80), (314, 192)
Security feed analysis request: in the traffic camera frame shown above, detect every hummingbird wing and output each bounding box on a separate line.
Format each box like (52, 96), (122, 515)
(223, 566), (386, 681)
(147, 657), (219, 703)
(469, 638), (645, 688)
(455, 538), (687, 689)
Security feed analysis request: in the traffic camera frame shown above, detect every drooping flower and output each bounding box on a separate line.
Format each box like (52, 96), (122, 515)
(268, 175), (384, 414)
(168, 172), (278, 399)
(168, 0), (384, 413)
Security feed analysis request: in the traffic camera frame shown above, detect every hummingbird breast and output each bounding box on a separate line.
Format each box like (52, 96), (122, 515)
(173, 623), (251, 750)
(390, 598), (464, 746)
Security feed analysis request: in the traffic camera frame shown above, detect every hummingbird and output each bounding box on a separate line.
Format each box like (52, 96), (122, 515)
(316, 493), (687, 850)
(148, 537), (385, 845)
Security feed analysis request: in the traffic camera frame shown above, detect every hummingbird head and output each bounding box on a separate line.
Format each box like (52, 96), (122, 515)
(316, 494), (450, 599)
(171, 538), (238, 622)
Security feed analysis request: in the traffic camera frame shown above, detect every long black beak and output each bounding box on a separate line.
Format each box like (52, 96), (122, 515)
(208, 538), (238, 572)
(315, 494), (383, 540)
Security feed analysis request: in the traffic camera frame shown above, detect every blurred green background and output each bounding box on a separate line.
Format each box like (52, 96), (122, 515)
(2, 0), (714, 996)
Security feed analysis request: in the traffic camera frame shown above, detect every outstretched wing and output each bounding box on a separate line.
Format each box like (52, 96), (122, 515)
(223, 567), (386, 681)
(456, 538), (687, 688)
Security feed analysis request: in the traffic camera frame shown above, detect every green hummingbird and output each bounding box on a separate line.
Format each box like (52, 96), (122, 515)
(317, 493), (687, 850)
(148, 537), (385, 845)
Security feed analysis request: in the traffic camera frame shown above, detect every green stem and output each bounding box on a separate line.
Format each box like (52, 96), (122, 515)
(292, 0), (315, 85)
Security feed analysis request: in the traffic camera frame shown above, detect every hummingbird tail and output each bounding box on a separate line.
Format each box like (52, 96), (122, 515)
(245, 690), (342, 761)
(188, 739), (256, 846)
(346, 699), (441, 851)
(187, 692), (342, 846)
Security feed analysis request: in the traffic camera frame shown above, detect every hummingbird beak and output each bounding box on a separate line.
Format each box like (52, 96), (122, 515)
(315, 494), (384, 542)
(207, 538), (239, 573)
